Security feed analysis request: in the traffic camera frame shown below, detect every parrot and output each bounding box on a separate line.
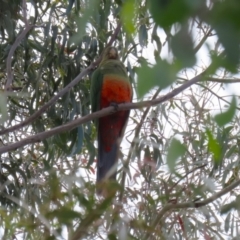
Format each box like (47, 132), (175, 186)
(90, 46), (133, 184)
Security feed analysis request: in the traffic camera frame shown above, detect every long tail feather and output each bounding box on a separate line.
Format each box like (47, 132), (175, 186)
(97, 137), (119, 182)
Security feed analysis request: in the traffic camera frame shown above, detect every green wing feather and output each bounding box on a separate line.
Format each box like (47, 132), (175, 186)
(90, 47), (128, 119)
(90, 68), (103, 115)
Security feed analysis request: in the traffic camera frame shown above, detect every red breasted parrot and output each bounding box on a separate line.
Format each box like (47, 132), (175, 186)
(90, 46), (133, 183)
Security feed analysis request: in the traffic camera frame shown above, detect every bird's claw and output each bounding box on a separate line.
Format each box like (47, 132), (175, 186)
(110, 102), (119, 111)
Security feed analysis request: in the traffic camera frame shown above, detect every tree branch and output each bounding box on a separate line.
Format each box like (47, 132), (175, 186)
(0, 72), (205, 154)
(178, 76), (240, 84)
(144, 178), (240, 239)
(0, 23), (122, 136)
(206, 77), (240, 83)
(5, 25), (34, 91)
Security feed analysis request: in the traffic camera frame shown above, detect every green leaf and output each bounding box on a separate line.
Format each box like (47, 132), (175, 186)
(3, 12), (14, 41)
(137, 60), (176, 98)
(224, 212), (231, 233)
(0, 92), (8, 123)
(139, 24), (148, 47)
(214, 97), (236, 127)
(209, 0), (240, 72)
(225, 145), (237, 158)
(69, 0), (98, 44)
(28, 40), (47, 53)
(70, 126), (84, 156)
(167, 138), (186, 173)
(214, 23), (240, 72)
(86, 132), (96, 167)
(151, 24), (162, 57)
(221, 196), (240, 214)
(206, 129), (221, 163)
(48, 207), (81, 225)
(149, 0), (190, 28)
(171, 24), (196, 67)
(121, 0), (136, 34)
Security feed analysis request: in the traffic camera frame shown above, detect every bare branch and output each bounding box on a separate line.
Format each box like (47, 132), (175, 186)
(0, 72), (205, 154)
(178, 76), (240, 84)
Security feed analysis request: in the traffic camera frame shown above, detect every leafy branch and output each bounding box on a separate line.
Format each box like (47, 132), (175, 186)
(1, 22), (122, 135)
(0, 71), (205, 154)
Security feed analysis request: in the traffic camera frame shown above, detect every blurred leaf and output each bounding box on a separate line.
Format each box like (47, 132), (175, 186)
(137, 60), (176, 98)
(213, 23), (240, 72)
(206, 129), (221, 164)
(70, 126), (84, 155)
(139, 24), (148, 47)
(70, 0), (98, 44)
(171, 24), (196, 67)
(149, 0), (190, 28)
(221, 196), (240, 214)
(47, 207), (81, 225)
(214, 97), (236, 127)
(0, 92), (8, 123)
(86, 132), (96, 167)
(225, 145), (237, 159)
(224, 212), (231, 232)
(72, 183), (117, 237)
(28, 40), (47, 53)
(121, 0), (136, 34)
(167, 138), (186, 173)
(3, 12), (14, 41)
(151, 24), (162, 59)
(209, 0), (240, 72)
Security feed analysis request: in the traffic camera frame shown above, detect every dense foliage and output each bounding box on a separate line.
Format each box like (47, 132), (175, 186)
(1, 0), (240, 239)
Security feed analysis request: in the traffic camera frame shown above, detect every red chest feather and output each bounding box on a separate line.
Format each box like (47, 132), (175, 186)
(101, 75), (132, 108)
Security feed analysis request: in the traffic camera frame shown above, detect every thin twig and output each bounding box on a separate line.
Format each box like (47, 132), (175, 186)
(206, 77), (240, 83)
(178, 76), (240, 84)
(0, 72), (205, 154)
(197, 83), (240, 111)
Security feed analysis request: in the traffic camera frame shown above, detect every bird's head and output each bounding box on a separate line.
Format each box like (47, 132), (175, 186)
(100, 46), (119, 65)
